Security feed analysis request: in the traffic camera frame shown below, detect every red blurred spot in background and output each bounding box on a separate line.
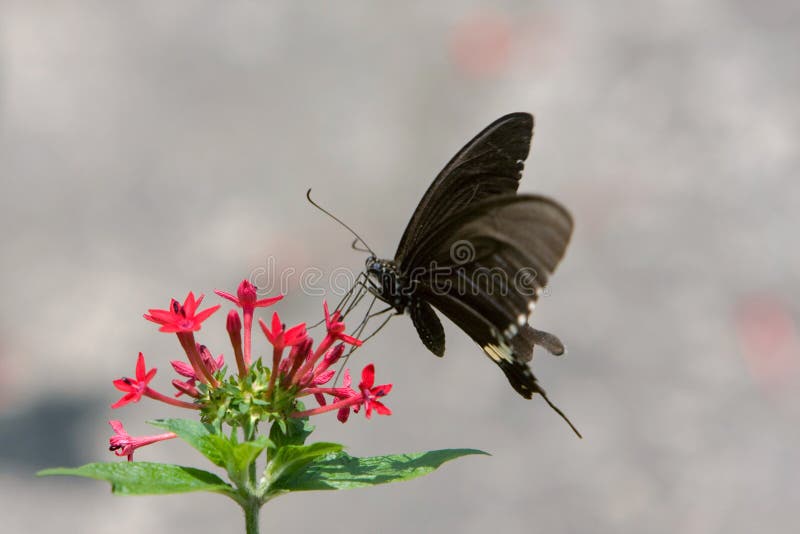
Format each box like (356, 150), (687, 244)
(449, 10), (512, 78)
(736, 296), (800, 391)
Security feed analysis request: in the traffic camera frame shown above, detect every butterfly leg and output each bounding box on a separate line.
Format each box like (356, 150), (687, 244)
(333, 293), (377, 385)
(337, 272), (370, 316)
(341, 280), (372, 319)
(333, 298), (396, 385)
(358, 309), (395, 344)
(307, 273), (371, 331)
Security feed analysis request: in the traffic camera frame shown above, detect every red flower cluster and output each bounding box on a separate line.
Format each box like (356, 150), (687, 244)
(109, 280), (393, 460)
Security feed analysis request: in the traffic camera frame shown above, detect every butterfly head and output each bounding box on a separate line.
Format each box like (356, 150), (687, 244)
(365, 256), (399, 279)
(364, 257), (408, 313)
(365, 256), (395, 285)
(364, 254), (380, 272)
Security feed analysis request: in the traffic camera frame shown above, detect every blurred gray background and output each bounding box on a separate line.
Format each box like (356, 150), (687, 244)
(2, 1), (799, 533)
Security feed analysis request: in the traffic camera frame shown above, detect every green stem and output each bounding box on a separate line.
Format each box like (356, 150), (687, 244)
(244, 498), (260, 534)
(241, 423), (262, 534)
(244, 424), (258, 491)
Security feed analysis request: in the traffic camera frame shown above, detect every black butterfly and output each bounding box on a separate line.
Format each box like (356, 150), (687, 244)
(315, 112), (578, 435)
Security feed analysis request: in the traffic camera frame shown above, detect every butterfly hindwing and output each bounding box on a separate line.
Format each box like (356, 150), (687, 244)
(406, 195), (572, 393)
(415, 286), (546, 398)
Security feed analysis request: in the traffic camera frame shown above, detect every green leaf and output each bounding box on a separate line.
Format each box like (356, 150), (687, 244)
(269, 449), (488, 494)
(231, 436), (272, 476)
(216, 436), (273, 488)
(37, 462), (234, 497)
(204, 435), (236, 469)
(269, 417), (313, 450)
(183, 433), (272, 489)
(148, 418), (223, 466)
(266, 442), (344, 489)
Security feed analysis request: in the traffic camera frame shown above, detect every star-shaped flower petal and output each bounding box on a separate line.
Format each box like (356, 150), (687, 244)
(336, 369), (360, 423)
(358, 364), (392, 418)
(215, 280), (282, 311)
(144, 292), (220, 333)
(259, 312), (307, 351)
(323, 301), (363, 347)
(111, 353), (157, 409)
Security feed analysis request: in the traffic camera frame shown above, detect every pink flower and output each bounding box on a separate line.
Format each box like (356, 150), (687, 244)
(226, 310), (246, 376)
(198, 345), (224, 374)
(323, 301), (362, 347)
(108, 420), (177, 462)
(227, 309), (242, 334)
(335, 369), (360, 423)
(112, 353), (199, 410)
(144, 292), (220, 333)
(171, 379), (199, 398)
(260, 312), (308, 395)
(281, 337), (313, 380)
(215, 279), (283, 312)
(258, 313), (310, 395)
(293, 303), (362, 386)
(259, 312), (307, 351)
(215, 280), (282, 371)
(170, 348), (222, 397)
(290, 365), (391, 423)
(111, 353), (156, 409)
(313, 344), (345, 377)
(358, 364), (392, 418)
(307, 364), (337, 407)
(303, 344), (344, 399)
(171, 359), (196, 378)
(170, 347), (224, 380)
(143, 293), (220, 386)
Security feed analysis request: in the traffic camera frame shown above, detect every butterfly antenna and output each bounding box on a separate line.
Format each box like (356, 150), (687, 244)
(540, 392), (582, 439)
(306, 189), (375, 255)
(351, 238), (371, 253)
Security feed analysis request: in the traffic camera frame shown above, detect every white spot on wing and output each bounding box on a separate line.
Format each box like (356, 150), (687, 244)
(504, 324), (518, 339)
(517, 313), (526, 326)
(483, 342), (513, 363)
(483, 344), (502, 362)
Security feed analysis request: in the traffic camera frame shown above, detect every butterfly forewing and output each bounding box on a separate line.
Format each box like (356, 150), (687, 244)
(401, 195), (573, 277)
(394, 113), (533, 265)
